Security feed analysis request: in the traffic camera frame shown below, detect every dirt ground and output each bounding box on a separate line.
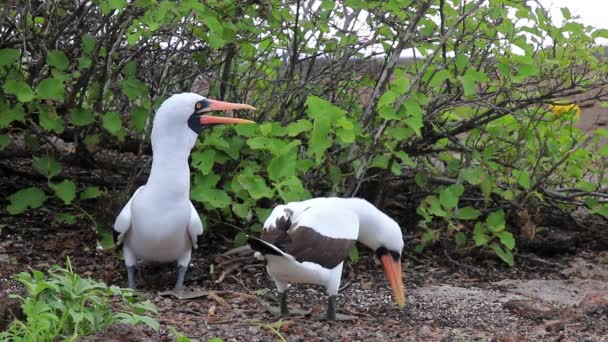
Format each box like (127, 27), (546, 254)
(1, 100), (607, 341)
(1, 210), (607, 342)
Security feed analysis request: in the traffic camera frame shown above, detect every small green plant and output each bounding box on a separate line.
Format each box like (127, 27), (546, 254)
(0, 258), (159, 342)
(259, 320), (287, 342)
(168, 326), (196, 342)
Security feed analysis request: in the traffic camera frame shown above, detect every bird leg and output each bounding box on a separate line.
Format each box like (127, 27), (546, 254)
(174, 265), (188, 290)
(127, 266), (138, 290)
(279, 290), (289, 316)
(326, 295), (337, 320)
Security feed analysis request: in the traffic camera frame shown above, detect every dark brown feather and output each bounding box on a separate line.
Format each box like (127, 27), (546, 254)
(288, 226), (356, 269)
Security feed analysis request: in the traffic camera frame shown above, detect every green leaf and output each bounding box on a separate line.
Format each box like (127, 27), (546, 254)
(102, 112), (123, 138)
(82, 35), (96, 54)
(132, 106), (149, 132)
(455, 207), (481, 220)
(54, 213), (77, 225)
(497, 231), (515, 250)
(370, 154), (390, 169)
(0, 48), (20, 66)
(237, 174), (273, 200)
(46, 50), (69, 70)
(305, 95), (345, 121)
(276, 177), (310, 202)
(259, 123), (273, 136)
(473, 223), (489, 246)
(80, 186), (104, 200)
(486, 209), (505, 233)
(0, 104), (26, 127)
(308, 116), (332, 163)
(560, 7), (571, 20)
(336, 117), (355, 143)
(348, 245), (359, 262)
(51, 180), (77, 204)
(36, 78), (64, 101)
(3, 80), (34, 102)
(233, 231), (247, 247)
(38, 108), (64, 133)
(439, 184), (464, 210)
(70, 108), (95, 126)
(121, 78), (149, 100)
(192, 150), (216, 175)
(191, 187), (231, 209)
(0, 134), (9, 150)
(429, 69), (451, 88)
(268, 151), (297, 181)
(78, 56), (92, 69)
(458, 69), (489, 97)
(490, 243), (514, 266)
(455, 232), (467, 247)
(518, 170), (531, 190)
(33, 155), (62, 179)
(287, 119), (312, 136)
(426, 196), (447, 217)
(232, 202), (251, 219)
(460, 167), (484, 185)
(7, 187), (47, 215)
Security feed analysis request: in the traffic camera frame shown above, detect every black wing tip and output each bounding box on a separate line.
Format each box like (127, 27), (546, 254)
(247, 236), (282, 256)
(112, 228), (122, 247)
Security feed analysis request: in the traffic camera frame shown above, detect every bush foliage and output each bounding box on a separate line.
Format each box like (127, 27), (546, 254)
(1, 0), (608, 264)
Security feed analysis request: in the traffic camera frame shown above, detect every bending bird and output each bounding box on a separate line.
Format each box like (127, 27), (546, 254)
(114, 93), (255, 290)
(248, 197), (405, 320)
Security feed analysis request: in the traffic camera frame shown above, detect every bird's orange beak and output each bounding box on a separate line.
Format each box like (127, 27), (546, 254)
(381, 254), (406, 308)
(199, 99), (256, 125)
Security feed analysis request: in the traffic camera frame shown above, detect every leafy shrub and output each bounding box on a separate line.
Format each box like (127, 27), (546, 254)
(0, 259), (159, 341)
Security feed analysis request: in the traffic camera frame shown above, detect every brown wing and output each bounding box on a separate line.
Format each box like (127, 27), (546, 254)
(287, 225), (356, 269)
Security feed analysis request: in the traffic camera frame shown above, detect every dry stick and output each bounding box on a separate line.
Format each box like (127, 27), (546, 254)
(530, 135), (594, 193)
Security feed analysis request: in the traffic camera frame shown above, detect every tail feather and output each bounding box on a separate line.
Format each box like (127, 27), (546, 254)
(247, 236), (286, 257)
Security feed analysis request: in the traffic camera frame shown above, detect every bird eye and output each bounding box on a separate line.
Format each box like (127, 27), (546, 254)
(195, 102), (203, 110)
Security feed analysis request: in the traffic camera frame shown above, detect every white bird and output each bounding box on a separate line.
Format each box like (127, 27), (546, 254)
(113, 93), (255, 290)
(248, 197), (405, 320)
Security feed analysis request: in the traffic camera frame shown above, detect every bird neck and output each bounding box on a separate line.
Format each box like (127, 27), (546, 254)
(147, 133), (195, 197)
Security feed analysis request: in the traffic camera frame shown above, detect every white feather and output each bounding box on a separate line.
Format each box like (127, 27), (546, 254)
(188, 201), (204, 249)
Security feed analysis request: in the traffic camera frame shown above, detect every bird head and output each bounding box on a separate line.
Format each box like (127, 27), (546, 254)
(362, 218), (405, 308)
(374, 245), (405, 308)
(187, 96), (256, 134)
(151, 93), (255, 152)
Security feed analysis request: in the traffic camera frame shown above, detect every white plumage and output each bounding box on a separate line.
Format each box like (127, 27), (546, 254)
(113, 93), (254, 290)
(249, 197), (406, 320)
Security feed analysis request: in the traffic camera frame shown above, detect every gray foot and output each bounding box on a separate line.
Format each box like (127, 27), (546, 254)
(279, 291), (289, 316)
(326, 295), (337, 320)
(174, 265), (188, 290)
(127, 266), (138, 290)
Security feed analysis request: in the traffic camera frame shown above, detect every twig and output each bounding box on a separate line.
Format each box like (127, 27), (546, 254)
(208, 291), (231, 309)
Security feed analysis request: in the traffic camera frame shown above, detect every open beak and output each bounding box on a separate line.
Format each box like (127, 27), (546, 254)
(205, 99), (256, 112)
(199, 99), (256, 125)
(200, 115), (255, 125)
(381, 254), (406, 308)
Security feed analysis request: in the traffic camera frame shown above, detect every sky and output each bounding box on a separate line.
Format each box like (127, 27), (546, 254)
(541, 0), (608, 32)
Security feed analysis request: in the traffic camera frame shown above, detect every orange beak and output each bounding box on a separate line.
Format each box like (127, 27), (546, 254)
(200, 115), (255, 125)
(199, 99), (256, 125)
(381, 254), (406, 308)
(205, 99), (256, 112)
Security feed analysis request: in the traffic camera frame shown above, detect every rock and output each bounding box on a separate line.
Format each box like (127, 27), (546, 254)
(503, 300), (557, 321)
(419, 325), (432, 337)
(544, 319), (565, 332)
(578, 293), (608, 315)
